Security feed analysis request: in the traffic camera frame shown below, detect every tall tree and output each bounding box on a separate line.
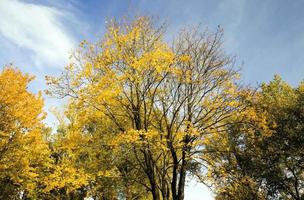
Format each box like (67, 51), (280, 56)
(46, 16), (243, 200)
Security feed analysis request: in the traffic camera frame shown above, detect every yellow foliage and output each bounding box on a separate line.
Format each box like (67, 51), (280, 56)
(0, 66), (51, 198)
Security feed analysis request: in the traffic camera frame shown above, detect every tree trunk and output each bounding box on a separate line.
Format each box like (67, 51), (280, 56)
(177, 150), (187, 200)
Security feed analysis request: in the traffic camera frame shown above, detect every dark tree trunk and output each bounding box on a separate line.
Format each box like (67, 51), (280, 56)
(177, 150), (187, 200)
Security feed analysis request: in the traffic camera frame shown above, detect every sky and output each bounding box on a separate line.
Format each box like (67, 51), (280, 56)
(0, 0), (304, 199)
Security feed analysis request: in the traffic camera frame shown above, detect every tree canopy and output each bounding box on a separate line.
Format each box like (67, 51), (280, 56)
(0, 16), (303, 200)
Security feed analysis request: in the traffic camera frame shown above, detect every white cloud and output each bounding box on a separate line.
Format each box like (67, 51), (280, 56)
(0, 0), (76, 68)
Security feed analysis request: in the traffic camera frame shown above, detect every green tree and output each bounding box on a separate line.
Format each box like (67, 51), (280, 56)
(205, 76), (304, 200)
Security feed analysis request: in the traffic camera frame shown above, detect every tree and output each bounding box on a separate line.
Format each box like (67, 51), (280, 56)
(256, 76), (304, 199)
(0, 66), (52, 199)
(204, 76), (304, 200)
(46, 16), (243, 200)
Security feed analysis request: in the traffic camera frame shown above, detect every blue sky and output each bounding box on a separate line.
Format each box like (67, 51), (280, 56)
(0, 0), (304, 199)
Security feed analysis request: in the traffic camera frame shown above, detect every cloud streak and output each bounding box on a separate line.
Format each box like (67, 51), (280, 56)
(0, 0), (76, 68)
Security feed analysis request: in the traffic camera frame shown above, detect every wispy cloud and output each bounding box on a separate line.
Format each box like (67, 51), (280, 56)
(0, 0), (76, 68)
